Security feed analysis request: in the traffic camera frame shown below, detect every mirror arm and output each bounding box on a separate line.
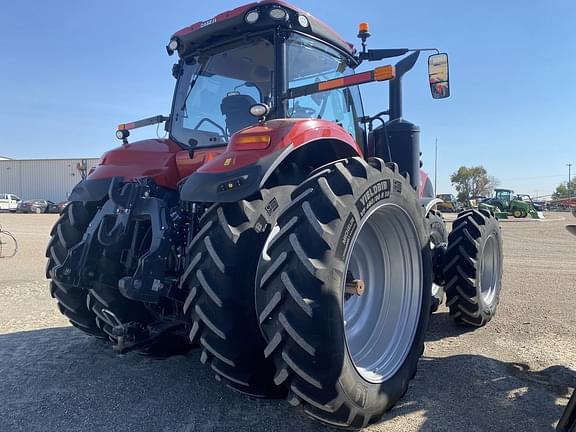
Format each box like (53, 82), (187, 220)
(116, 115), (170, 143)
(389, 51), (420, 120)
(358, 48), (410, 62)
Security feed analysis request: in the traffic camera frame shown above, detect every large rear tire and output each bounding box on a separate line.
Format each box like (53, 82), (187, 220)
(255, 158), (431, 429)
(46, 202), (104, 338)
(182, 194), (287, 398)
(444, 209), (503, 326)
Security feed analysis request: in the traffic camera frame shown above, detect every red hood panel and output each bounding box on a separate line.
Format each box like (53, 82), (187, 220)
(88, 138), (224, 189)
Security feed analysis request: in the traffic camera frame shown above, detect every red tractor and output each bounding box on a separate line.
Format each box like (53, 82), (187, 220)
(46, 1), (504, 428)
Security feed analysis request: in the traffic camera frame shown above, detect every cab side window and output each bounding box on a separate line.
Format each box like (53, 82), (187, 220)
(286, 34), (364, 144)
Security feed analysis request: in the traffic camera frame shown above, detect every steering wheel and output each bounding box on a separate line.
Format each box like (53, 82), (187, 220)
(193, 118), (227, 139)
(292, 104), (317, 118)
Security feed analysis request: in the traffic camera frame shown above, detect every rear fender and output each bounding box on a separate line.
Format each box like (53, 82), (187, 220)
(180, 119), (362, 203)
(421, 198), (443, 217)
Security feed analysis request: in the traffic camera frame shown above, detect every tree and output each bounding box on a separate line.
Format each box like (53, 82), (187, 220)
(450, 166), (496, 205)
(552, 179), (576, 199)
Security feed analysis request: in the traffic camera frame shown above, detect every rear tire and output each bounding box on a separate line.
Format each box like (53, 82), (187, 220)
(255, 158), (431, 429)
(46, 202), (104, 338)
(444, 209), (503, 326)
(182, 194), (286, 398)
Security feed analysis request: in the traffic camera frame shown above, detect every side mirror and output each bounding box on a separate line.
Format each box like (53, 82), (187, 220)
(428, 53), (450, 99)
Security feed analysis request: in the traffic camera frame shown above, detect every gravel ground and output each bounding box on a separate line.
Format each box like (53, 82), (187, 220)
(0, 212), (575, 432)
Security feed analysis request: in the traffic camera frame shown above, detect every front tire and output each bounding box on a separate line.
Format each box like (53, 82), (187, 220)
(444, 209), (503, 326)
(255, 158), (431, 429)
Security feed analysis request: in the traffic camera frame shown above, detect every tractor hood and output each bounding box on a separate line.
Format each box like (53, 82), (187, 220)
(68, 138), (224, 202)
(88, 139), (183, 188)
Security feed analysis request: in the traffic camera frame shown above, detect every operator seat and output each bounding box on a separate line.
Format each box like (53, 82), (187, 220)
(221, 94), (257, 135)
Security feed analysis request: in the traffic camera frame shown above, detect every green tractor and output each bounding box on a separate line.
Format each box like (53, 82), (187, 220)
(481, 188), (542, 219)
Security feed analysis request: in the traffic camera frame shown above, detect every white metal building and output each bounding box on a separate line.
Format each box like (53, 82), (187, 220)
(0, 158), (100, 203)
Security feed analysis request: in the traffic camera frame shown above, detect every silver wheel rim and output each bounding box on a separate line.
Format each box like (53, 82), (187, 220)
(479, 234), (500, 304)
(343, 202), (423, 383)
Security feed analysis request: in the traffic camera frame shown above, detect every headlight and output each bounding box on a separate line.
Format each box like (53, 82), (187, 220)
(245, 9), (260, 24)
(249, 103), (270, 118)
(269, 7), (287, 20)
(297, 15), (309, 27)
(116, 129), (130, 140)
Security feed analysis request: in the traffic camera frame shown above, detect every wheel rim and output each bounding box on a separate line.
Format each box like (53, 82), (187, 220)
(479, 234), (500, 304)
(343, 203), (423, 383)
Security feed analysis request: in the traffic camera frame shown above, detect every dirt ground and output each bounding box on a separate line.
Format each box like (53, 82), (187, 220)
(0, 212), (575, 432)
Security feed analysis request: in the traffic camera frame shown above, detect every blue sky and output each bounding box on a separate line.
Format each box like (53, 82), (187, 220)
(1, 1), (574, 196)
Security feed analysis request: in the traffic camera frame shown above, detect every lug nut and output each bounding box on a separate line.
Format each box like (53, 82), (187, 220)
(345, 279), (365, 296)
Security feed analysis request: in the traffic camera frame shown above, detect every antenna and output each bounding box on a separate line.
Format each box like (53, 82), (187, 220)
(434, 137), (438, 194)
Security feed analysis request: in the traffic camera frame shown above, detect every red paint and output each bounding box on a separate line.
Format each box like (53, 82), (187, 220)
(172, 1), (354, 55)
(174, 3), (258, 37)
(175, 148), (224, 179)
(88, 138), (225, 189)
(419, 169), (430, 198)
(89, 120), (361, 189)
(343, 71), (373, 86)
(199, 118), (362, 174)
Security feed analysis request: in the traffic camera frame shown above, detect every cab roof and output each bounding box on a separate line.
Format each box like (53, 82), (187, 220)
(170, 1), (355, 58)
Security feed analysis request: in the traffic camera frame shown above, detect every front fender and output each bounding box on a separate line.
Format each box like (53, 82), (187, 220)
(180, 118), (362, 203)
(68, 177), (115, 202)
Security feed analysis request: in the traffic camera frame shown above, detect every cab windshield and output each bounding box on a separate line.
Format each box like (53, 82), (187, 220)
(171, 36), (275, 147)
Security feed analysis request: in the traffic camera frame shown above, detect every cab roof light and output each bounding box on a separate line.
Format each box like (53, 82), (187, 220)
(269, 7), (288, 20)
(166, 38), (179, 56)
(297, 15), (309, 27)
(245, 9), (260, 24)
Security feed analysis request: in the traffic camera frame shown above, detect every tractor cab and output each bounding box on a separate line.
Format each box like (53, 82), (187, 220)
(166, 1), (364, 151)
(169, 27), (364, 150)
(495, 188), (514, 208)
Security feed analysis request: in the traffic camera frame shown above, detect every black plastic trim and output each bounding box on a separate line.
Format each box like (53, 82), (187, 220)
(68, 178), (115, 202)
